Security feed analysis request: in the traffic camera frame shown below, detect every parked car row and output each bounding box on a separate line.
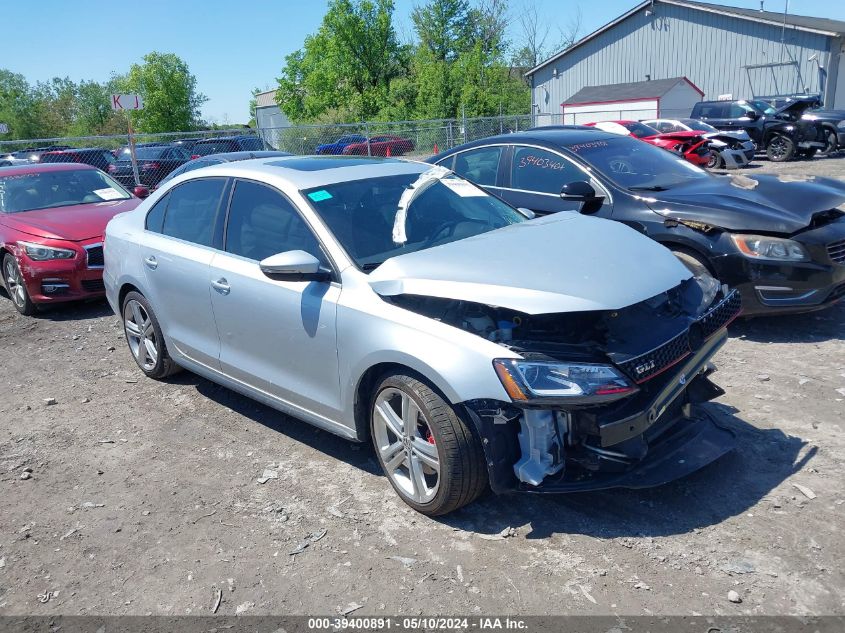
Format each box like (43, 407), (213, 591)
(315, 134), (415, 156)
(2, 127), (843, 516)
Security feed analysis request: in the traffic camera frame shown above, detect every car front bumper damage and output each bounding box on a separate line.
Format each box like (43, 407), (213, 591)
(463, 293), (741, 495)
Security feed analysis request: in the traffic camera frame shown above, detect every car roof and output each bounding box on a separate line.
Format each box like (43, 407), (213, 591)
(42, 147), (109, 154)
(197, 150), (291, 161)
(171, 155), (430, 190)
(194, 135), (257, 143)
(0, 163), (98, 177)
(437, 128), (619, 153)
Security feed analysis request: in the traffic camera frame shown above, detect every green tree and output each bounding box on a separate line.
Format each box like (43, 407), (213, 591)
(0, 69), (40, 139)
(411, 0), (471, 62)
(120, 52), (207, 132)
(276, 0), (404, 122)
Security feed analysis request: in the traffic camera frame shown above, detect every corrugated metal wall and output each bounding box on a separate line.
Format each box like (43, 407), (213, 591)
(531, 2), (834, 115)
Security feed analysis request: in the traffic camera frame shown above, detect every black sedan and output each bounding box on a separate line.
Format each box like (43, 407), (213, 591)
(156, 150), (292, 186)
(108, 144), (191, 188)
(428, 128), (845, 316)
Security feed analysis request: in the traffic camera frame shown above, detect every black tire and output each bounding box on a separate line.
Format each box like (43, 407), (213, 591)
(2, 254), (37, 316)
(370, 373), (488, 516)
(121, 291), (181, 379)
(766, 135), (795, 162)
(818, 128), (838, 157)
(672, 249), (717, 283)
(706, 151), (723, 169)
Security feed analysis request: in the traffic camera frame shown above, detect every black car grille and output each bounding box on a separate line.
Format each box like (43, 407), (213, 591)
(828, 238), (845, 265)
(81, 279), (105, 292)
(86, 245), (104, 268)
(617, 289), (742, 384)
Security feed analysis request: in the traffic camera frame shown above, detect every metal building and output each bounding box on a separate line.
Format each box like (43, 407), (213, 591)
(254, 89), (290, 133)
(526, 0), (845, 118)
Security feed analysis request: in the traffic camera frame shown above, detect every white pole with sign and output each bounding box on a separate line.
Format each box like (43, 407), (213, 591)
(0, 123), (9, 135)
(111, 94), (144, 187)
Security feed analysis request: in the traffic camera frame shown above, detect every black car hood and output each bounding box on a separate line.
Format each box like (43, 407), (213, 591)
(643, 174), (845, 234)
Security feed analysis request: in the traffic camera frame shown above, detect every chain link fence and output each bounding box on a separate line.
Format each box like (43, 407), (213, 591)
(0, 114), (566, 189)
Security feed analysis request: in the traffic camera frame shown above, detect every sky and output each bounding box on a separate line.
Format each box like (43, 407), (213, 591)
(4, 0), (845, 123)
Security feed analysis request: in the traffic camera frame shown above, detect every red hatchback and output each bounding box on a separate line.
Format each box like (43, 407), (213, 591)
(586, 120), (713, 167)
(0, 163), (142, 315)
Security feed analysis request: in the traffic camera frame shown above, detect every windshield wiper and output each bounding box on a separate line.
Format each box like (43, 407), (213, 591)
(361, 262), (383, 272)
(629, 185), (670, 191)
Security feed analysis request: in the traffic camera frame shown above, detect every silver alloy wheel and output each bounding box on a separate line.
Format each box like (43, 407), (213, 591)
(4, 258), (26, 308)
(123, 299), (158, 371)
(372, 387), (440, 504)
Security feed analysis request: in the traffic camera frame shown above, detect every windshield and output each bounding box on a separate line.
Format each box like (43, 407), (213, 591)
(0, 169), (131, 213)
(748, 100), (777, 115)
(680, 119), (718, 133)
(193, 140), (238, 155)
(622, 122), (660, 138)
(302, 170), (526, 270)
(566, 136), (709, 191)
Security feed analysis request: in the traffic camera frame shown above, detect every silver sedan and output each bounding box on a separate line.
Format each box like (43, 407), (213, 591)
(104, 156), (740, 515)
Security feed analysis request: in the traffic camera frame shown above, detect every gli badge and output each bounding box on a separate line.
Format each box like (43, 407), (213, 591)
(679, 373), (687, 385)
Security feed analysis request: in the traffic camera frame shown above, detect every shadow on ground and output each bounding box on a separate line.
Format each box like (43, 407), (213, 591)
(730, 302), (844, 343)
(177, 370), (812, 541)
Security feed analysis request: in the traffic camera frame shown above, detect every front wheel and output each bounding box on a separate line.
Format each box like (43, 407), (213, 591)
(766, 135), (795, 162)
(818, 128), (838, 157)
(370, 373), (488, 516)
(706, 151), (723, 169)
(3, 254), (37, 316)
(122, 291), (181, 379)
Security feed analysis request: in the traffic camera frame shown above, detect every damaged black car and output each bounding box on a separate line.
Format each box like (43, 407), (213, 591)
(429, 128), (845, 316)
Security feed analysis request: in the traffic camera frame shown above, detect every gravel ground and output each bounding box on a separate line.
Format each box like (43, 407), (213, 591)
(0, 156), (843, 618)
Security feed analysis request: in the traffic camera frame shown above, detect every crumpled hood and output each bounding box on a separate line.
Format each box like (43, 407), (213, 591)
(644, 174), (845, 234)
(0, 199), (140, 241)
(368, 214), (691, 314)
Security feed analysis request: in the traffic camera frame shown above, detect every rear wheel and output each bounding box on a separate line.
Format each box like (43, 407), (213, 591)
(766, 135), (795, 162)
(122, 291), (181, 379)
(3, 254), (37, 316)
(370, 373), (487, 516)
(706, 151), (723, 169)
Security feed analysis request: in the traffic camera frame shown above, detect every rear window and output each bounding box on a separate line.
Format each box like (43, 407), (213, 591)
(38, 153), (73, 163)
(237, 137), (263, 151)
(118, 146), (168, 160)
(193, 140), (239, 156)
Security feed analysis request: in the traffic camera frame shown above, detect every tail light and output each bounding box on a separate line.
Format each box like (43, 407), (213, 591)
(107, 164), (117, 173)
(142, 162), (161, 171)
(191, 154), (199, 160)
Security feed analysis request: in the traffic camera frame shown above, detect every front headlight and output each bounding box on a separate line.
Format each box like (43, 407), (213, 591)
(493, 359), (638, 402)
(19, 241), (76, 261)
(730, 234), (808, 262)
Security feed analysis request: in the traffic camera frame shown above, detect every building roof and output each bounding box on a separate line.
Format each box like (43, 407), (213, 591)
(526, 0), (845, 77)
(563, 77), (703, 106)
(255, 89), (278, 108)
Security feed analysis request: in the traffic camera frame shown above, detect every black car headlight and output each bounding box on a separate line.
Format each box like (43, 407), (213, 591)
(730, 234), (809, 262)
(19, 241), (76, 261)
(493, 359), (638, 403)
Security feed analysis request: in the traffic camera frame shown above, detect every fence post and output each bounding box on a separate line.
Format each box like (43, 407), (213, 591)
(364, 121), (371, 156)
(127, 122), (140, 188)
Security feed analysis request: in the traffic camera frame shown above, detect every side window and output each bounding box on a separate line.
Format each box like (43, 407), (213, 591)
(435, 154), (455, 171)
(452, 146), (502, 186)
(511, 146), (584, 194)
(225, 180), (325, 263)
(729, 104), (749, 118)
(655, 121), (681, 133)
(145, 192), (170, 232)
(698, 103), (722, 118)
(160, 178), (226, 246)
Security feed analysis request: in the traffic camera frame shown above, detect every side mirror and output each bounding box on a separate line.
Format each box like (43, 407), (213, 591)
(560, 181), (604, 215)
(745, 110), (760, 120)
(259, 250), (331, 282)
(517, 207), (536, 219)
(133, 186), (150, 199)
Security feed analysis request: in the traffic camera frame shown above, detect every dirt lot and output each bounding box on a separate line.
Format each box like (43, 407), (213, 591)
(0, 156), (843, 618)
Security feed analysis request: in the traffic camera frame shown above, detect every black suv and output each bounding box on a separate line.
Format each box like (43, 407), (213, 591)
(190, 135), (264, 157)
(765, 95), (845, 156)
(690, 99), (824, 162)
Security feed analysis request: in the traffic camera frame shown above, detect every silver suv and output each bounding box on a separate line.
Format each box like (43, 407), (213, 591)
(104, 156), (741, 515)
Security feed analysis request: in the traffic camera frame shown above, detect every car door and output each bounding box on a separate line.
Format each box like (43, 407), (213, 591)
(208, 178), (342, 420)
(140, 177), (228, 369)
(498, 145), (612, 217)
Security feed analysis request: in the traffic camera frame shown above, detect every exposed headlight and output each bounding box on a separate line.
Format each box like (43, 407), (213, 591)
(730, 234), (808, 261)
(19, 241), (76, 261)
(802, 114), (820, 121)
(493, 359), (638, 402)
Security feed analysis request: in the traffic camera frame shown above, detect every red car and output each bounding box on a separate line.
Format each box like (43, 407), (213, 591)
(586, 120), (713, 167)
(341, 135), (415, 156)
(0, 163), (144, 315)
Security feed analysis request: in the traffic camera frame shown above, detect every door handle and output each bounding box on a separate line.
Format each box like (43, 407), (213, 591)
(211, 278), (230, 295)
(144, 256), (158, 270)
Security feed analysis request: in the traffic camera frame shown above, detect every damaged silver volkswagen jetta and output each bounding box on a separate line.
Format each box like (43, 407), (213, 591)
(104, 156), (742, 515)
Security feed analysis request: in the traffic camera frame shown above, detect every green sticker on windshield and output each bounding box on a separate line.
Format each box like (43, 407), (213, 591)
(308, 189), (333, 202)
